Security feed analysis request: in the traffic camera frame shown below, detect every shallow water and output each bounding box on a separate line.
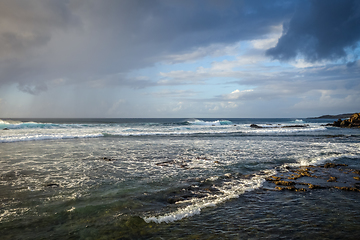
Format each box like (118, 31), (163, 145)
(1, 118), (360, 239)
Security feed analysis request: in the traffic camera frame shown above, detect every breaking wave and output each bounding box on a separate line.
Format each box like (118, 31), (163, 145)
(185, 119), (233, 126)
(143, 169), (276, 224)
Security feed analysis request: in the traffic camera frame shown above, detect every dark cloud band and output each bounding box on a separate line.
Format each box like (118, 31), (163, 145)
(266, 0), (360, 62)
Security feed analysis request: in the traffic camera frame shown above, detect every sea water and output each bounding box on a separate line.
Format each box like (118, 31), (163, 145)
(0, 118), (360, 239)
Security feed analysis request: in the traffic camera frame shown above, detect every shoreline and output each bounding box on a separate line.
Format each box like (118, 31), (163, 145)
(308, 113), (356, 119)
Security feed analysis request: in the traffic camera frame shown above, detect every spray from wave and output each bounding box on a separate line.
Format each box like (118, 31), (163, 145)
(184, 119), (233, 126)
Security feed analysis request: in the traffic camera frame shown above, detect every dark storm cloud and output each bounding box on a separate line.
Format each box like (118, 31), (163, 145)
(0, 0), (297, 93)
(266, 0), (360, 62)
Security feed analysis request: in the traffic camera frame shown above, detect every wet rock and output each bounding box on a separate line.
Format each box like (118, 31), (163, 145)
(330, 113), (360, 128)
(334, 186), (360, 192)
(281, 125), (308, 128)
(102, 157), (115, 161)
(3, 128), (9, 130)
(324, 163), (348, 168)
(332, 119), (342, 127)
(250, 124), (262, 128)
(46, 183), (59, 188)
(287, 168), (314, 180)
(267, 163), (360, 193)
(275, 186), (306, 192)
(167, 196), (185, 204)
(274, 180), (295, 186)
(243, 174), (254, 179)
(266, 176), (282, 181)
(327, 176), (337, 182)
(325, 135), (345, 138)
(284, 186), (296, 191)
(155, 160), (173, 166)
(204, 187), (220, 193)
(250, 124), (309, 129)
(224, 173), (232, 178)
(308, 184), (325, 189)
(156, 160), (188, 169)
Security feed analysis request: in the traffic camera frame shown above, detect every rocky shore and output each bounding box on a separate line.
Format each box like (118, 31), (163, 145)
(325, 112), (360, 128)
(264, 163), (360, 193)
(309, 113), (355, 119)
(250, 124), (309, 129)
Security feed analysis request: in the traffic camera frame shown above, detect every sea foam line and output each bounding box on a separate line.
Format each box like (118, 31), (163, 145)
(293, 154), (360, 168)
(0, 133), (103, 143)
(143, 169), (276, 224)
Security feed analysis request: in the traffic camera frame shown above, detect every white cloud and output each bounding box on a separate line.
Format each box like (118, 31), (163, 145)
(225, 89), (254, 100)
(164, 42), (240, 64)
(290, 58), (327, 68)
(251, 24), (282, 49)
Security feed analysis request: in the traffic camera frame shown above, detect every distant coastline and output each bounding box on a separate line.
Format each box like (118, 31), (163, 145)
(308, 113), (355, 119)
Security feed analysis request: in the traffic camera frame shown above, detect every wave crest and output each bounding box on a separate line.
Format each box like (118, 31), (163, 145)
(185, 119), (233, 126)
(143, 169), (275, 224)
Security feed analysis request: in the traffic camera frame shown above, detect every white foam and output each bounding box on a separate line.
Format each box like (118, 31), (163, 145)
(283, 153), (360, 169)
(187, 119), (233, 126)
(0, 207), (30, 222)
(143, 169), (276, 224)
(67, 207), (76, 212)
(0, 133), (103, 143)
(247, 126), (326, 134)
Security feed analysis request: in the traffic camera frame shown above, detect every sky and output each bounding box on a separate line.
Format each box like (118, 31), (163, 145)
(0, 0), (359, 118)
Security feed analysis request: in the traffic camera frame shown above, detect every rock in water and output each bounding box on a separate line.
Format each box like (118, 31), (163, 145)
(250, 124), (262, 128)
(331, 113), (360, 128)
(46, 183), (59, 187)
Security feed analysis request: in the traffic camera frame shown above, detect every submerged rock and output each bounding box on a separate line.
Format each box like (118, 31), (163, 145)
(250, 124), (309, 129)
(274, 180), (295, 186)
(327, 176), (337, 182)
(156, 160), (189, 169)
(324, 163), (347, 168)
(281, 125), (308, 128)
(308, 184), (325, 189)
(265, 162), (360, 193)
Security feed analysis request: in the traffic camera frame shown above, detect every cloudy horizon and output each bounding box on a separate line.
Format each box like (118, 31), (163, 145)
(0, 0), (359, 118)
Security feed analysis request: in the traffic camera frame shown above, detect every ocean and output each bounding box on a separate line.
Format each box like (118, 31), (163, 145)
(1, 118), (360, 239)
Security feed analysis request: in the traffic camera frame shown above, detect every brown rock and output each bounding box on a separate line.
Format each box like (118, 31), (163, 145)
(333, 113), (360, 128)
(274, 180), (295, 186)
(324, 163), (348, 168)
(308, 184), (325, 189)
(327, 176), (337, 182)
(334, 186), (360, 192)
(266, 176), (282, 181)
